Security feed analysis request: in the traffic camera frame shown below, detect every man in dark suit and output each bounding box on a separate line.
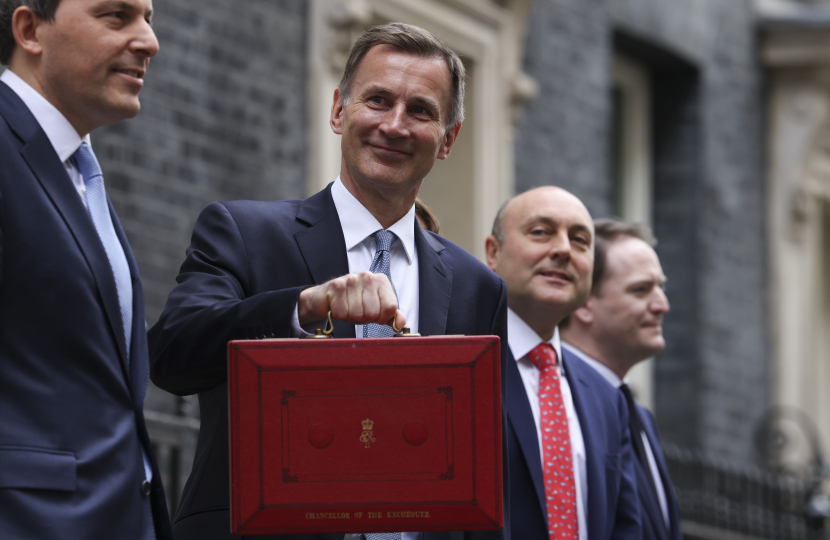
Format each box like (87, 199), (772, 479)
(485, 187), (641, 540)
(148, 23), (508, 540)
(0, 0), (171, 538)
(560, 219), (681, 540)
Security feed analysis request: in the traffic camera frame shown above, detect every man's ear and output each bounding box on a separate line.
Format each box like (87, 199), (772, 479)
(11, 6), (45, 57)
(436, 122), (462, 160)
(571, 298), (596, 325)
(484, 235), (500, 272)
(330, 88), (345, 135)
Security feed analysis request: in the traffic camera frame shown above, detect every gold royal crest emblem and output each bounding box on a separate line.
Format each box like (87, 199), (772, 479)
(359, 418), (376, 448)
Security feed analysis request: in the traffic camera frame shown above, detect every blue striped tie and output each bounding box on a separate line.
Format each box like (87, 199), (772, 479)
(73, 143), (133, 360)
(363, 229), (398, 338)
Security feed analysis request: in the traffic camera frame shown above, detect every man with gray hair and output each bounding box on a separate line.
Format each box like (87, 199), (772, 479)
(149, 22), (509, 540)
(560, 219), (681, 540)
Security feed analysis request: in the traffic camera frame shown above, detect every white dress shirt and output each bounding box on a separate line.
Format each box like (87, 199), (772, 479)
(0, 69), (152, 483)
(0, 69), (90, 208)
(562, 342), (670, 528)
(293, 177), (420, 339)
(507, 309), (588, 540)
(331, 177), (419, 336)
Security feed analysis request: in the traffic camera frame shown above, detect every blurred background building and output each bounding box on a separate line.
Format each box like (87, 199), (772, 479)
(5, 0), (830, 537)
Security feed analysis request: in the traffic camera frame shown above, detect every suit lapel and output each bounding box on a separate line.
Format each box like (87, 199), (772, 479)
(561, 351), (603, 540)
(415, 225), (452, 336)
(505, 351), (547, 516)
(0, 83), (131, 376)
(294, 184), (354, 338)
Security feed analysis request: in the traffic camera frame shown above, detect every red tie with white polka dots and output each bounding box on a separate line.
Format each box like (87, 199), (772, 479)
(528, 343), (579, 540)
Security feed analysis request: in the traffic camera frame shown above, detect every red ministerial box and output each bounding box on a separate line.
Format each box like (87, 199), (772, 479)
(228, 336), (502, 536)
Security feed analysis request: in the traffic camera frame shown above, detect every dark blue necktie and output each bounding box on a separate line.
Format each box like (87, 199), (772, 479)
(620, 384), (660, 501)
(73, 143), (133, 359)
(363, 230), (399, 338)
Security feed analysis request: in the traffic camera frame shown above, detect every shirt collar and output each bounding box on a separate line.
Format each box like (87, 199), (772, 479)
(331, 177), (416, 264)
(561, 342), (624, 388)
(507, 308), (562, 366)
(0, 69), (90, 163)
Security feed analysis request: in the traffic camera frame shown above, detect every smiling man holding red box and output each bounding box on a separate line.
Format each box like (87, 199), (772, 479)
(149, 22), (509, 540)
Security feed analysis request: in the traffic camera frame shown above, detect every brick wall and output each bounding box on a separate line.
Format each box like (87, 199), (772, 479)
(515, 0), (612, 216)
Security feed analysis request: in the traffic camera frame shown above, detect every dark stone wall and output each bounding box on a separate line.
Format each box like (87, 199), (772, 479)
(518, 0), (767, 461)
(95, 0), (308, 328)
(515, 0), (612, 216)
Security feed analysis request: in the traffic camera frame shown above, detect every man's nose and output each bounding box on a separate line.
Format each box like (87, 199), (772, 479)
(131, 18), (160, 59)
(548, 230), (572, 259)
(651, 286), (670, 314)
(378, 103), (410, 138)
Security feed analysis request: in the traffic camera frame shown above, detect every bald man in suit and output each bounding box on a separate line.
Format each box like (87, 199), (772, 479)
(486, 187), (641, 540)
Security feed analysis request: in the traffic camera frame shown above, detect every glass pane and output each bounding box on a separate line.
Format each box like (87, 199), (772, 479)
(610, 84), (626, 218)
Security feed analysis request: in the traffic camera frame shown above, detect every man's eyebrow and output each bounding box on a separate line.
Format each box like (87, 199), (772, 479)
(570, 223), (592, 235)
(95, 0), (153, 18)
(524, 215), (557, 228)
(96, 0), (136, 11)
(365, 85), (393, 96)
(413, 96), (440, 113)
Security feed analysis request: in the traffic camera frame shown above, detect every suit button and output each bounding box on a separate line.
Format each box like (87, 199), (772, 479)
(141, 480), (151, 496)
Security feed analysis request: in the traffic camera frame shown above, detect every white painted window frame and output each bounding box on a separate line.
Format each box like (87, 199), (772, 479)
(611, 53), (655, 410)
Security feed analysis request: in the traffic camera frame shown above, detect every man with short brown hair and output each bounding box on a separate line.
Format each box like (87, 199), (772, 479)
(560, 219), (681, 540)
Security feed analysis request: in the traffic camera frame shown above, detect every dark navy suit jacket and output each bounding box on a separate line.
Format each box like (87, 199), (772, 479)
(506, 345), (641, 540)
(148, 184), (510, 540)
(0, 81), (171, 538)
(635, 402), (682, 540)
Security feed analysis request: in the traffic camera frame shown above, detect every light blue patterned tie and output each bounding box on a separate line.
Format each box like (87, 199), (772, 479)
(361, 232), (401, 539)
(363, 229), (399, 338)
(73, 143), (133, 360)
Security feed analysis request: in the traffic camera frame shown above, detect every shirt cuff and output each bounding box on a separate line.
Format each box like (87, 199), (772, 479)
(291, 301), (326, 337)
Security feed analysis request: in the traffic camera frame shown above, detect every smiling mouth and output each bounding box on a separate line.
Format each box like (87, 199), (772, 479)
(114, 68), (145, 79)
(370, 143), (411, 156)
(538, 269), (572, 282)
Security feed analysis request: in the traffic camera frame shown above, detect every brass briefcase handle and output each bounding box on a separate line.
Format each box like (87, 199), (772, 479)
(302, 311), (335, 339)
(391, 317), (420, 337)
(303, 311), (421, 338)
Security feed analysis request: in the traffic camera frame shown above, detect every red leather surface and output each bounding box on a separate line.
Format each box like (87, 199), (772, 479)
(228, 336), (502, 535)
